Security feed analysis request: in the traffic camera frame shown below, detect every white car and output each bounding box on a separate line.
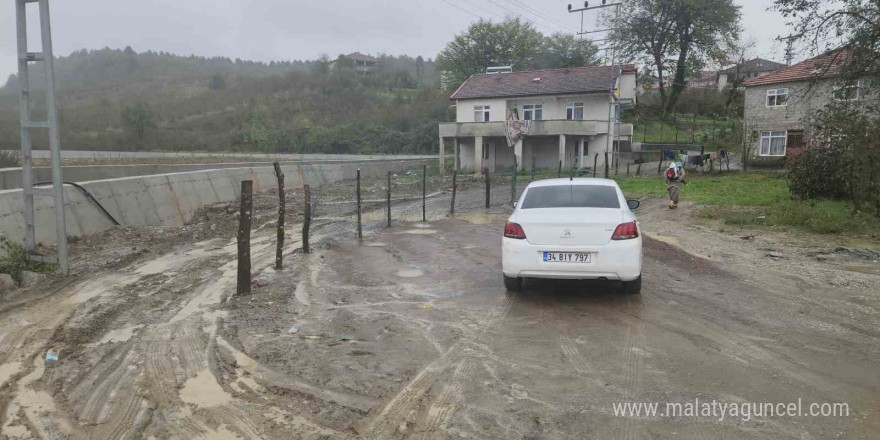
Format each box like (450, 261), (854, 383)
(501, 178), (643, 294)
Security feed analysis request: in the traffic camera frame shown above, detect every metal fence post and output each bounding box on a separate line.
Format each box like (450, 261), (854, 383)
(386, 171), (391, 227)
(593, 153), (598, 177)
(484, 167), (490, 209)
(356, 168), (362, 238)
(302, 184), (311, 254)
(422, 164), (427, 222)
(557, 160), (562, 177)
(273, 162), (285, 269)
(637, 161), (642, 176)
(626, 163), (630, 176)
(450, 169), (457, 215)
(237, 180), (253, 295)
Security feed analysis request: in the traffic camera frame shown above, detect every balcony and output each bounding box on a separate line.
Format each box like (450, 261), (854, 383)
(439, 119), (633, 138)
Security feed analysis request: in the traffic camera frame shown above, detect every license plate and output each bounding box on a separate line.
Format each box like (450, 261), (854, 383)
(542, 252), (591, 263)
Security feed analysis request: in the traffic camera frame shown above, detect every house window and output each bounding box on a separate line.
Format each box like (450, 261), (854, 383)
(566, 102), (584, 120)
(523, 104), (543, 121)
(474, 105), (490, 122)
(834, 79), (861, 101)
(760, 131), (787, 156)
(766, 88), (788, 107)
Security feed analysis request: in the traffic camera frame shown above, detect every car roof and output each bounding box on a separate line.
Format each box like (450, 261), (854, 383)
(525, 178), (619, 188)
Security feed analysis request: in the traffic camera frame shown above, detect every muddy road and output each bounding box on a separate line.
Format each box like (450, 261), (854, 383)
(0, 181), (878, 439)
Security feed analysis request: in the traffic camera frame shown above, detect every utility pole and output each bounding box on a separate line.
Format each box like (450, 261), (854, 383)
(569, 1), (622, 178)
(16, 0), (68, 274)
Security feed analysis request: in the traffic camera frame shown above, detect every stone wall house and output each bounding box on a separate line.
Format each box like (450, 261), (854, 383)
(742, 49), (873, 159)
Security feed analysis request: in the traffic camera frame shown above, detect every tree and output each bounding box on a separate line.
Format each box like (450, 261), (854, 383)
(773, 0), (880, 83)
(436, 18), (544, 89)
(415, 55), (424, 87)
(606, 0), (678, 112)
(536, 33), (600, 69)
(666, 0), (740, 112)
(606, 0), (740, 113)
(208, 73), (227, 90)
(121, 103), (155, 142)
(720, 37), (756, 114)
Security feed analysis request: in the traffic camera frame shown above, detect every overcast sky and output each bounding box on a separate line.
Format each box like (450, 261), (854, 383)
(0, 0), (791, 80)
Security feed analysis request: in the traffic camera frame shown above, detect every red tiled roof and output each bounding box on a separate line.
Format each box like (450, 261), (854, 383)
(742, 50), (849, 87)
(450, 64), (636, 100)
(347, 52), (377, 62)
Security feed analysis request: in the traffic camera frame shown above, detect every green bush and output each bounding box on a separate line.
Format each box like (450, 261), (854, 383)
(786, 145), (847, 200)
(0, 150), (21, 168)
(0, 237), (52, 285)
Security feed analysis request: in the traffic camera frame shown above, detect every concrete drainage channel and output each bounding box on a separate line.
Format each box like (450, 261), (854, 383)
(0, 158), (435, 247)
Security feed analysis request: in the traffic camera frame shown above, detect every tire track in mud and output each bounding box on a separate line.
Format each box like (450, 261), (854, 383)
(362, 291), (516, 439)
(619, 295), (647, 440)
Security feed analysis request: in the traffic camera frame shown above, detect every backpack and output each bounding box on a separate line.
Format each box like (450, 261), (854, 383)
(665, 165), (680, 181)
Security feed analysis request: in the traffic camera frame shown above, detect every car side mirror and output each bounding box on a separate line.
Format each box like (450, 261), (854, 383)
(627, 200), (640, 210)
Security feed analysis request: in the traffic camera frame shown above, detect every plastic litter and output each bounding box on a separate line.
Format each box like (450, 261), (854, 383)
(421, 304), (432, 309)
(337, 335), (353, 341)
(288, 324), (300, 334)
(46, 349), (59, 361)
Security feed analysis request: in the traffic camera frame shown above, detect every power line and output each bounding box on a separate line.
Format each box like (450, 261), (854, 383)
(438, 0), (488, 20)
(481, 0), (568, 34)
(507, 0), (580, 33)
(457, 0), (508, 21)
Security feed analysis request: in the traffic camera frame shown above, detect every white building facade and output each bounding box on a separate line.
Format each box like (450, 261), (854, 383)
(438, 65), (637, 173)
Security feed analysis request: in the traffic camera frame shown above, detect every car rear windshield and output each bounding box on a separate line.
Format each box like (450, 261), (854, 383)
(520, 185), (620, 209)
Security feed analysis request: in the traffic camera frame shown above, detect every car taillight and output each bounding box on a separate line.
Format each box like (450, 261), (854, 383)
(611, 221), (639, 240)
(504, 222), (527, 239)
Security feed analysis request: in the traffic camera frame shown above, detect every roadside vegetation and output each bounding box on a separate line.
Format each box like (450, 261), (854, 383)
(616, 172), (880, 239)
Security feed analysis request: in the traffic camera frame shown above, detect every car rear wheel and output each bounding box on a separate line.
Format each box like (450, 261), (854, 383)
(622, 275), (642, 295)
(503, 274), (523, 291)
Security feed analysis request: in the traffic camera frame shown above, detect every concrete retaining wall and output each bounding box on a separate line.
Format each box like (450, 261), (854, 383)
(0, 158), (433, 190)
(0, 159), (431, 246)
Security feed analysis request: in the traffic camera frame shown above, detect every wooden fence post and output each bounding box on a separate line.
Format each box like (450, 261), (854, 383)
(356, 168), (362, 238)
(450, 169), (457, 215)
(272, 162), (285, 270)
(604, 152), (609, 178)
(511, 156), (518, 205)
(237, 180), (253, 295)
(386, 171), (392, 227)
(422, 164), (427, 222)
(484, 167), (490, 209)
(302, 184), (311, 254)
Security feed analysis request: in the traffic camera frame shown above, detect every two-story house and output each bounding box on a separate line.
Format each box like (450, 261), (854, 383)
(438, 64), (637, 173)
(742, 49), (872, 158)
(329, 52), (378, 75)
(717, 58), (785, 91)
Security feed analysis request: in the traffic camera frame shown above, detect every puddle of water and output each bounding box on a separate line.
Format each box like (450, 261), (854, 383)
(412, 223), (433, 229)
(396, 269), (424, 278)
(94, 325), (143, 345)
(179, 369), (232, 407)
(399, 229), (437, 235)
(364, 242), (388, 247)
(456, 212), (497, 224)
(0, 361), (22, 388)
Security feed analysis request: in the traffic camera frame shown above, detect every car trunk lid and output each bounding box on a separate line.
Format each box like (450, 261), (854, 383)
(516, 208), (623, 246)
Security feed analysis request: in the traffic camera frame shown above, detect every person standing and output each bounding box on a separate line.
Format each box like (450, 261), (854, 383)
(665, 161), (686, 209)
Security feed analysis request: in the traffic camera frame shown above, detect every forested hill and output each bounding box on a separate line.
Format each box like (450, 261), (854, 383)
(0, 48), (447, 155)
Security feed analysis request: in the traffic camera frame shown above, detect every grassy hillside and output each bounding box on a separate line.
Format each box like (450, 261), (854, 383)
(0, 48), (446, 155)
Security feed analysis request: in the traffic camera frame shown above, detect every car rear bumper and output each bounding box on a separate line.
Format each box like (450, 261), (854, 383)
(501, 236), (642, 281)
